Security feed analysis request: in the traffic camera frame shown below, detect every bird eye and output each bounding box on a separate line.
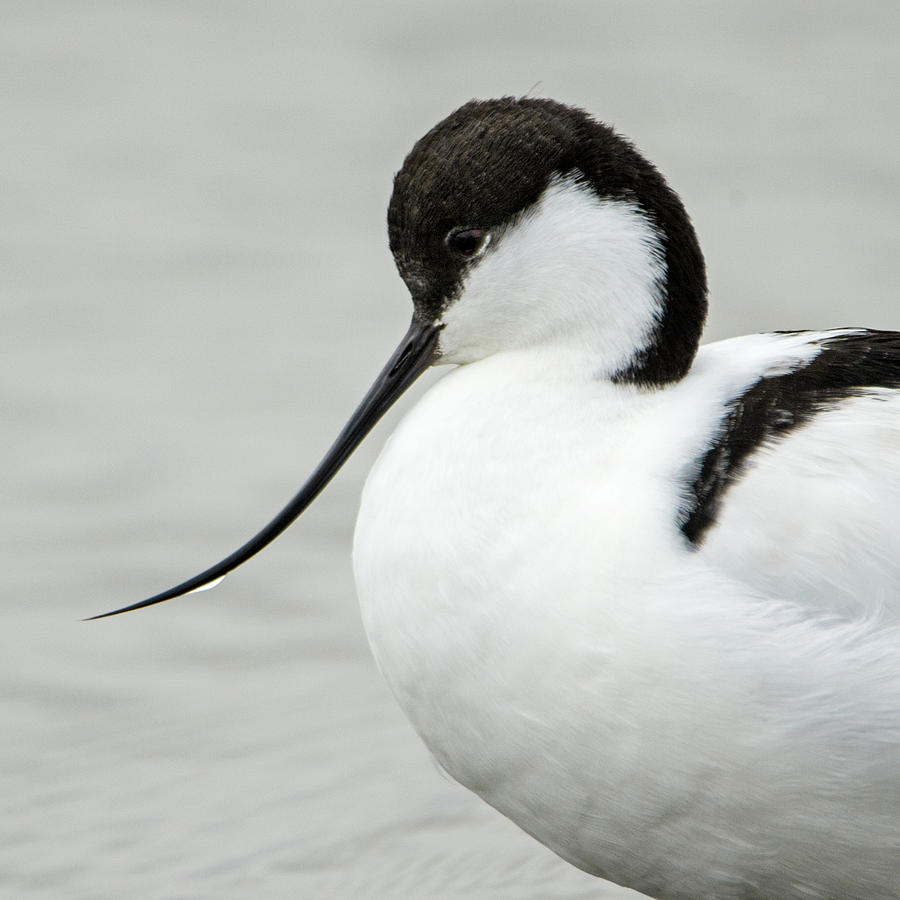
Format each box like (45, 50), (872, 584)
(445, 227), (490, 259)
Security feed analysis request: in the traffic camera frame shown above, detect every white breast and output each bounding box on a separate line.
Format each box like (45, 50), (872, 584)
(352, 341), (900, 898)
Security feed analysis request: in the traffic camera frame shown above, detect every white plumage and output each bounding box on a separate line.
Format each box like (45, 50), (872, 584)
(114, 98), (900, 898)
(354, 165), (900, 897)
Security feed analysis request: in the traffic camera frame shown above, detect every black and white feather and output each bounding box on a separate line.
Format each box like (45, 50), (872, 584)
(355, 99), (900, 899)
(116, 96), (900, 900)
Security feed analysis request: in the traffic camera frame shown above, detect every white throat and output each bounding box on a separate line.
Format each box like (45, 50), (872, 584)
(437, 175), (667, 376)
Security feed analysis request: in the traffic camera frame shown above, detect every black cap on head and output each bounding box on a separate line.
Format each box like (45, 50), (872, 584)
(388, 97), (708, 385)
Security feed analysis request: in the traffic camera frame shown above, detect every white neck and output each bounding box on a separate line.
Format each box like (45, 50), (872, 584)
(436, 175), (667, 379)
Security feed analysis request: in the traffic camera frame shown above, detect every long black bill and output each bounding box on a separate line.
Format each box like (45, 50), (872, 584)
(89, 318), (442, 620)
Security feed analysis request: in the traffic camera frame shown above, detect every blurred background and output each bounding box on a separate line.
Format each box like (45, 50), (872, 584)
(4, 2), (899, 897)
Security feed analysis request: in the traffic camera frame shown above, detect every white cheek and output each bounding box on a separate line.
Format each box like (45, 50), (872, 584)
(438, 176), (666, 375)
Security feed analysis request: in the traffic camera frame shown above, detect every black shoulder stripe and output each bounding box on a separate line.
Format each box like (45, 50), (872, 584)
(681, 329), (900, 546)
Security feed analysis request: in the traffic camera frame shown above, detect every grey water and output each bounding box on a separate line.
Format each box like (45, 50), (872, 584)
(4, 2), (899, 897)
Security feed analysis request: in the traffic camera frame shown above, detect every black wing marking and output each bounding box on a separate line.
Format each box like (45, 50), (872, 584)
(681, 330), (900, 546)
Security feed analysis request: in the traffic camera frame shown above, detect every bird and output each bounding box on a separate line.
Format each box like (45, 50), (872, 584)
(96, 98), (900, 899)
